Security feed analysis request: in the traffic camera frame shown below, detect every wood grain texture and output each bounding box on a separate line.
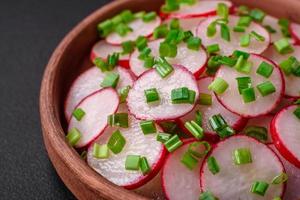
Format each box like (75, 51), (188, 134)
(39, 0), (300, 199)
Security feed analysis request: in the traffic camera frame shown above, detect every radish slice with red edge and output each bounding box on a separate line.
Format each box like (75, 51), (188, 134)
(269, 144), (300, 200)
(262, 44), (300, 98)
(290, 23), (300, 44)
(127, 65), (199, 120)
(130, 39), (207, 77)
(215, 54), (284, 118)
(271, 97), (294, 115)
(64, 66), (135, 120)
(106, 17), (161, 45)
(200, 135), (285, 199)
(134, 173), (164, 199)
(90, 40), (130, 68)
(179, 77), (247, 139)
(271, 105), (300, 168)
(68, 88), (119, 148)
(162, 139), (204, 200)
(196, 15), (270, 56)
(87, 105), (166, 189)
(163, 17), (205, 34)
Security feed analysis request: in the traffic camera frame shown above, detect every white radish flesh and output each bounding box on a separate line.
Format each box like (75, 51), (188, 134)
(164, 17), (205, 34)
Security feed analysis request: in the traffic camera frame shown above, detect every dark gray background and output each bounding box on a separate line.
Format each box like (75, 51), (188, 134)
(0, 0), (110, 199)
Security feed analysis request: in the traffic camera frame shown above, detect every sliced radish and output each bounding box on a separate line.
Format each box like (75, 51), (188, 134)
(161, 0), (233, 19)
(269, 144), (300, 200)
(271, 97), (294, 115)
(106, 17), (161, 45)
(130, 39), (207, 77)
(179, 77), (246, 138)
(271, 105), (300, 168)
(90, 40), (130, 68)
(200, 135), (285, 199)
(127, 65), (199, 120)
(215, 54), (284, 118)
(290, 23), (300, 44)
(87, 105), (166, 189)
(68, 88), (119, 148)
(164, 17), (205, 34)
(242, 114), (273, 144)
(262, 44), (300, 98)
(64, 66), (135, 120)
(196, 15), (270, 56)
(162, 139), (204, 200)
(134, 173), (164, 199)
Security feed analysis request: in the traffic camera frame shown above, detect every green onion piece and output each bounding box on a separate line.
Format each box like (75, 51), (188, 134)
(279, 58), (293, 76)
(161, 0), (180, 13)
(233, 26), (246, 32)
(238, 16), (252, 27)
(118, 85), (131, 103)
(184, 120), (204, 140)
(140, 157), (151, 175)
(256, 61), (274, 78)
(115, 23), (132, 37)
(199, 191), (218, 200)
(207, 22), (217, 37)
(80, 151), (87, 160)
(94, 57), (108, 72)
(121, 40), (135, 54)
(217, 3), (229, 20)
(273, 197), (282, 200)
(138, 47), (151, 60)
(278, 18), (290, 28)
(289, 56), (300, 77)
(100, 72), (119, 88)
(97, 19), (114, 37)
(136, 36), (148, 51)
(111, 14), (123, 25)
(159, 42), (177, 58)
(120, 10), (134, 23)
(208, 77), (229, 94)
(188, 141), (211, 158)
(199, 93), (212, 105)
(250, 31), (265, 42)
(170, 18), (180, 30)
(72, 108), (85, 121)
(156, 132), (171, 143)
(242, 87), (256, 103)
(264, 25), (277, 33)
(237, 5), (250, 15)
(107, 113), (129, 128)
(233, 148), (252, 165)
(180, 0), (196, 5)
(195, 111), (203, 126)
(249, 9), (266, 22)
(66, 128), (81, 146)
(218, 56), (237, 67)
(144, 88), (160, 103)
(240, 34), (251, 47)
(164, 134), (183, 152)
(272, 172), (288, 184)
(165, 29), (183, 44)
(142, 11), (157, 22)
(125, 155), (141, 170)
(244, 126), (268, 142)
(293, 107), (300, 120)
(251, 181), (269, 196)
(144, 56), (155, 68)
(217, 126), (235, 138)
(220, 24), (230, 41)
(154, 57), (174, 78)
(206, 44), (220, 54)
(181, 151), (198, 170)
(134, 11), (146, 19)
(257, 81), (276, 96)
(107, 130), (126, 154)
(183, 31), (194, 42)
(206, 56), (221, 75)
(93, 143), (109, 159)
(160, 121), (182, 135)
(207, 156), (220, 175)
(187, 36), (202, 51)
(208, 114), (227, 131)
(189, 90), (196, 104)
(234, 56), (252, 74)
(107, 53), (119, 70)
(140, 120), (157, 135)
(274, 38), (294, 54)
(153, 24), (169, 39)
(232, 50), (250, 59)
(295, 99), (300, 105)
(171, 87), (190, 104)
(236, 76), (252, 94)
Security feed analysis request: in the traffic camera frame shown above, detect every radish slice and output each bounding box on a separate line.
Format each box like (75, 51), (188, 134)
(134, 173), (164, 199)
(271, 105), (300, 168)
(200, 135), (285, 199)
(162, 139), (204, 200)
(130, 39), (207, 77)
(164, 17), (205, 34)
(106, 17), (161, 45)
(196, 15), (270, 56)
(127, 65), (199, 120)
(162, 0), (233, 19)
(243, 114), (273, 144)
(68, 88), (119, 148)
(87, 105), (166, 189)
(290, 23), (300, 44)
(179, 77), (246, 138)
(269, 144), (300, 200)
(262, 44), (300, 98)
(271, 97), (294, 115)
(64, 66), (135, 120)
(215, 54), (284, 118)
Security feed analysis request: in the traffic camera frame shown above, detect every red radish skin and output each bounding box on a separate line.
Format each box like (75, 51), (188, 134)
(163, 17), (205, 34)
(215, 54), (284, 118)
(90, 40), (130, 68)
(129, 39), (207, 78)
(196, 15), (270, 56)
(271, 105), (300, 168)
(64, 66), (135, 121)
(134, 172), (164, 199)
(68, 88), (119, 148)
(290, 23), (300, 45)
(200, 135), (285, 200)
(162, 139), (204, 200)
(271, 97), (294, 115)
(262, 44), (300, 98)
(106, 17), (161, 45)
(127, 65), (199, 121)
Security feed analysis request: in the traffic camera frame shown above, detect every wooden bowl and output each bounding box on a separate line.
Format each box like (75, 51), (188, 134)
(39, 0), (300, 199)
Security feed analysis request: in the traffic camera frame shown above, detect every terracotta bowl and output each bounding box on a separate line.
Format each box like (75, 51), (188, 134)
(39, 0), (300, 199)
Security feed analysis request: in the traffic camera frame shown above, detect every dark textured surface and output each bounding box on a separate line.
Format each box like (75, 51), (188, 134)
(0, 0), (110, 199)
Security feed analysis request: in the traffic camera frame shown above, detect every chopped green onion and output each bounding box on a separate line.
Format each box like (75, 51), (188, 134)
(159, 42), (177, 57)
(94, 57), (108, 72)
(195, 111), (203, 126)
(144, 88), (160, 103)
(249, 9), (266, 22)
(156, 132), (172, 143)
(165, 29), (184, 44)
(240, 34), (251, 47)
(278, 18), (290, 28)
(142, 11), (157, 22)
(170, 18), (180, 30)
(208, 114), (227, 131)
(80, 151), (87, 160)
(208, 77), (229, 94)
(199, 93), (212, 105)
(144, 56), (155, 68)
(93, 143), (109, 159)
(120, 10), (134, 23)
(115, 23), (132, 37)
(97, 19), (114, 37)
(220, 24), (230, 41)
(180, 0), (196, 5)
(155, 57), (174, 78)
(171, 87), (194, 104)
(233, 26), (246, 32)
(66, 128), (81, 146)
(233, 50), (250, 59)
(184, 120), (204, 140)
(111, 15), (123, 25)
(242, 87), (256, 103)
(72, 108), (85, 121)
(207, 22), (217, 37)
(207, 156), (220, 175)
(218, 56), (237, 67)
(153, 24), (169, 39)
(164, 134), (183, 152)
(272, 172), (288, 184)
(251, 181), (269, 196)
(257, 81), (276, 96)
(238, 16), (252, 27)
(217, 3), (229, 20)
(234, 56), (252, 74)
(295, 99), (300, 105)
(140, 157), (151, 175)
(136, 36), (148, 51)
(181, 151), (198, 170)
(274, 38), (294, 54)
(256, 61), (274, 78)
(161, 0), (180, 13)
(125, 155), (141, 170)
(121, 40), (135, 54)
(236, 76), (252, 94)
(289, 56), (300, 77)
(188, 141), (211, 158)
(100, 72), (119, 88)
(107, 130), (126, 154)
(273, 197), (282, 200)
(134, 11), (146, 19)
(140, 120), (157, 135)
(107, 53), (119, 70)
(279, 58), (293, 75)
(293, 107), (300, 120)
(218, 126), (235, 138)
(183, 31), (194, 42)
(264, 25), (277, 33)
(250, 31), (265, 42)
(244, 126), (268, 142)
(118, 85), (131, 103)
(206, 56), (221, 75)
(159, 121), (181, 134)
(189, 90), (196, 104)
(233, 148), (252, 165)
(138, 47), (151, 60)
(107, 113), (129, 128)
(206, 44), (220, 54)
(199, 191), (218, 200)
(187, 36), (202, 51)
